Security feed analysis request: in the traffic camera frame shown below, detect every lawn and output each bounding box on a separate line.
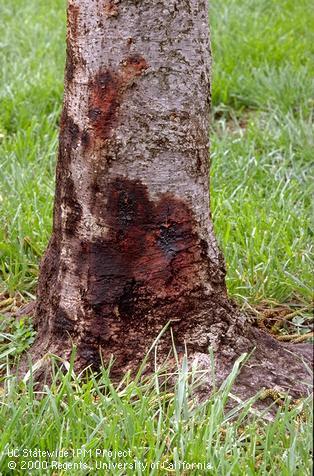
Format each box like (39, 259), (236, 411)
(0, 0), (313, 474)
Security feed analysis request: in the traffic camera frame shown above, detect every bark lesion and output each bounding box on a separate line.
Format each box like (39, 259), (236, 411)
(62, 176), (83, 237)
(88, 69), (119, 140)
(55, 177), (228, 372)
(36, 177), (228, 373)
(87, 56), (148, 144)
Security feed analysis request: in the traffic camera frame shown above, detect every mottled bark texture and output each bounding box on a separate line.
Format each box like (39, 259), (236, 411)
(29, 0), (312, 396)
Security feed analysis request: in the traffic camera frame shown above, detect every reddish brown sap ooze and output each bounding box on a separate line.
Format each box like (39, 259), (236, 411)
(81, 178), (205, 318)
(88, 70), (119, 140)
(88, 56), (148, 140)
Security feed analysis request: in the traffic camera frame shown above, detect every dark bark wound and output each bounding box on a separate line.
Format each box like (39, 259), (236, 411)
(88, 70), (119, 140)
(88, 56), (148, 141)
(56, 110), (82, 236)
(85, 177), (204, 314)
(36, 176), (227, 373)
(63, 177), (83, 236)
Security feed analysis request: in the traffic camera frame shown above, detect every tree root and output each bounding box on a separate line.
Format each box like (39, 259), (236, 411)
(11, 301), (313, 409)
(191, 327), (313, 412)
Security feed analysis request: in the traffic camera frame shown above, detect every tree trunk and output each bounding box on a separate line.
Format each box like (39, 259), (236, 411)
(28, 0), (312, 397)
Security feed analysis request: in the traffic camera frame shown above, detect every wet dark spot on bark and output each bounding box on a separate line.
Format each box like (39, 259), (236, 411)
(63, 176), (83, 236)
(88, 69), (120, 140)
(117, 190), (137, 227)
(88, 57), (148, 142)
(53, 307), (76, 336)
(118, 279), (138, 316)
(37, 180), (225, 374)
(83, 178), (202, 318)
(108, 179), (153, 229)
(84, 238), (135, 309)
(156, 225), (181, 258)
(60, 110), (80, 152)
(81, 129), (90, 148)
(53, 112), (82, 235)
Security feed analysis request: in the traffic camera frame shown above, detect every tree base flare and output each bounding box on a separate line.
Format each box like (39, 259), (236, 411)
(18, 305), (313, 404)
(192, 327), (313, 403)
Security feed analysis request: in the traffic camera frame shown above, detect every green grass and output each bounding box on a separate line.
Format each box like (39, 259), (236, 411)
(211, 0), (314, 112)
(209, 0), (313, 304)
(211, 110), (313, 303)
(0, 0), (313, 474)
(0, 343), (312, 476)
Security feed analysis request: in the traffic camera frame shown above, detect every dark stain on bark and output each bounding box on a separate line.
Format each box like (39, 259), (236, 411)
(59, 109), (80, 154)
(63, 176), (83, 236)
(88, 70), (119, 140)
(88, 56), (148, 141)
(81, 129), (91, 149)
(54, 110), (83, 236)
(65, 177), (214, 372)
(118, 278), (139, 316)
(35, 234), (61, 329)
(53, 109), (80, 232)
(52, 307), (76, 336)
(83, 178), (203, 320)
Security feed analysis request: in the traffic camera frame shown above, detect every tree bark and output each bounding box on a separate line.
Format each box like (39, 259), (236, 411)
(28, 0), (312, 397)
